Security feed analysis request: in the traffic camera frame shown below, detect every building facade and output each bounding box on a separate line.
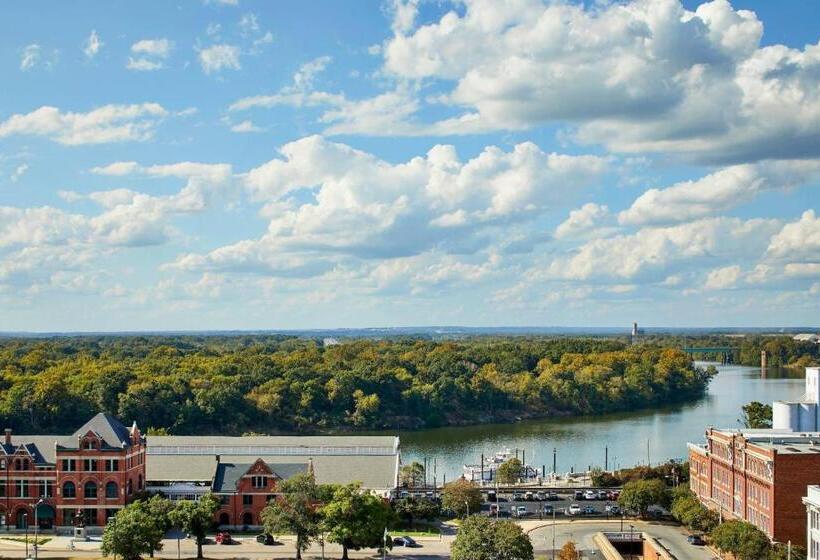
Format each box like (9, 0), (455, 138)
(689, 427), (820, 546)
(0, 413), (146, 530)
(804, 486), (820, 560)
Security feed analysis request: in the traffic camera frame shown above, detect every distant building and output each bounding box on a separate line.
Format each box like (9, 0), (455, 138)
(803, 486), (820, 559)
(688, 427), (820, 546)
(773, 367), (820, 432)
(630, 322), (644, 344)
(794, 334), (820, 344)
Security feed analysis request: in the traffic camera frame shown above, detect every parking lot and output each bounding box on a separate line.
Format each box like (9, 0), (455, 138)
(480, 489), (624, 519)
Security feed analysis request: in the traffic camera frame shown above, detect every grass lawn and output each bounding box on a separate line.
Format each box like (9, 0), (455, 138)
(1, 536), (52, 545)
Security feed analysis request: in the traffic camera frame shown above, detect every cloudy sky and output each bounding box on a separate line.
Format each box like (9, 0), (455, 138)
(1, 0), (819, 331)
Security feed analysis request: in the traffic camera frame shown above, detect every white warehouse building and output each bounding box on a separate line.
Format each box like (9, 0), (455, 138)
(774, 368), (820, 432)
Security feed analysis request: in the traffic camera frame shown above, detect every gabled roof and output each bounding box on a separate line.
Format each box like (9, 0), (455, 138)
(66, 413), (133, 449)
(212, 460), (307, 493)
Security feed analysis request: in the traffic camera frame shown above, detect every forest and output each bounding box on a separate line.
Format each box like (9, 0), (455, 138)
(0, 335), (715, 434)
(641, 334), (820, 368)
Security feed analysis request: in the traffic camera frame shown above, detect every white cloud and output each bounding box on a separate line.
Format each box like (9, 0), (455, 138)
(238, 13), (259, 36)
(83, 30), (103, 59)
(0, 103), (169, 145)
(704, 265), (742, 290)
(619, 160), (820, 226)
(10, 164), (29, 183)
(20, 44), (40, 71)
(230, 120), (262, 133)
(555, 203), (615, 239)
(127, 38), (173, 71)
(766, 210), (820, 262)
(198, 44), (240, 74)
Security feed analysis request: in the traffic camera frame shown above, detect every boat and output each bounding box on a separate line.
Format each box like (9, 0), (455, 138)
(463, 448), (539, 482)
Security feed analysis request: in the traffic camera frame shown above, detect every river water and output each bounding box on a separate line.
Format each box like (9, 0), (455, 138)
(399, 363), (806, 481)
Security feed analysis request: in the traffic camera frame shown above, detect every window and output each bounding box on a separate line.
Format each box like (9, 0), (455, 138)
(0, 459), (5, 469)
(63, 481), (76, 498)
(105, 481), (119, 499)
(83, 459), (96, 472)
(243, 495), (253, 506)
(82, 508), (96, 526)
(62, 459), (76, 472)
(40, 480), (53, 498)
(84, 481), (98, 499)
(23, 459), (29, 470)
(126, 479), (132, 495)
(105, 459), (119, 472)
(17, 480), (28, 497)
(138, 474), (143, 490)
(252, 476), (266, 489)
(84, 440), (96, 450)
(0, 480), (5, 497)
(105, 509), (118, 521)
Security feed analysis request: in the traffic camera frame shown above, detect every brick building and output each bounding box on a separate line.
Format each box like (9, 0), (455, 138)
(0, 413), (146, 530)
(689, 427), (820, 546)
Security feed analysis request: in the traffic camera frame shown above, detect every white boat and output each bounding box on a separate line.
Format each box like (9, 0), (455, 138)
(463, 448), (538, 482)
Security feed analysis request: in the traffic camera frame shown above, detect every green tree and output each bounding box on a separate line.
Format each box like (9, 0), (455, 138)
(392, 497), (440, 528)
(141, 495), (175, 557)
(320, 483), (397, 560)
(168, 493), (219, 559)
(496, 458), (523, 484)
(260, 472), (320, 560)
(442, 478), (482, 518)
(450, 516), (533, 560)
(399, 461), (426, 487)
(710, 520), (771, 560)
(669, 487), (718, 533)
(618, 479), (669, 518)
(101, 502), (158, 560)
(741, 401), (773, 429)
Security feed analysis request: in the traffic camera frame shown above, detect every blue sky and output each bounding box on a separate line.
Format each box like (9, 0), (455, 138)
(1, 0), (819, 331)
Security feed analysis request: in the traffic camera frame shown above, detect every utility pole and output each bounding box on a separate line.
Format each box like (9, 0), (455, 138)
(605, 446), (608, 471)
(553, 448), (557, 474)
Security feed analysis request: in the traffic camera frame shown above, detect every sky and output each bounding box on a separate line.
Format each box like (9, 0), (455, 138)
(0, 0), (819, 332)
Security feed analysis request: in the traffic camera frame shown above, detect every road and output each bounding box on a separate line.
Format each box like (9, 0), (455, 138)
(0, 519), (715, 559)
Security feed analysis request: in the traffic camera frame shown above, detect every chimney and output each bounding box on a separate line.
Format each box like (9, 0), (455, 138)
(4, 428), (11, 446)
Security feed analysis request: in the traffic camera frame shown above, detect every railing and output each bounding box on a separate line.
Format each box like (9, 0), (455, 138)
(147, 445), (396, 456)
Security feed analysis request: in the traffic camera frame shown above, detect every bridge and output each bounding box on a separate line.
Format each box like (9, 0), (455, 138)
(681, 346), (737, 364)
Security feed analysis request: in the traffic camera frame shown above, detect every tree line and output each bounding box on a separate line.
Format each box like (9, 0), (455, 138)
(0, 335), (714, 433)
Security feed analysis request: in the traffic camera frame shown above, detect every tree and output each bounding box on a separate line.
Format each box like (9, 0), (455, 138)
(399, 461), (426, 487)
(558, 541), (580, 560)
(141, 495), (175, 557)
(393, 497), (440, 528)
(451, 516), (533, 560)
(741, 401), (773, 429)
(618, 479), (669, 518)
(710, 520), (771, 560)
(442, 478), (482, 517)
(101, 502), (158, 560)
(496, 458), (523, 484)
(669, 487), (718, 533)
(320, 483), (397, 560)
(168, 493), (219, 560)
(260, 472), (320, 560)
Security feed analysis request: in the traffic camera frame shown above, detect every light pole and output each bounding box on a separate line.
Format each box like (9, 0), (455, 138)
(464, 500), (469, 517)
(34, 498), (43, 560)
(23, 512), (28, 558)
(551, 509), (556, 560)
(629, 524), (635, 560)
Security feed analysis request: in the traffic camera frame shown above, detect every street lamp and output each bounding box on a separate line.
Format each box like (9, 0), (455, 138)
(23, 512), (28, 558)
(464, 500), (470, 517)
(33, 498), (43, 560)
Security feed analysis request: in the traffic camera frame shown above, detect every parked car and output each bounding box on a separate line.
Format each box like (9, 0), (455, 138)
(574, 490), (584, 500)
(515, 506), (529, 517)
(547, 491), (559, 500)
(687, 535), (706, 546)
(535, 491), (546, 501)
(256, 534), (277, 545)
(393, 536), (419, 548)
(399, 490), (410, 499)
(513, 492), (523, 501)
(608, 490), (620, 500)
(597, 490), (608, 500)
(524, 491), (534, 501)
(543, 504), (554, 515)
(487, 490), (497, 502)
(215, 532), (233, 545)
(605, 504), (620, 515)
(583, 505), (596, 515)
(583, 490), (597, 500)
(567, 504), (581, 516)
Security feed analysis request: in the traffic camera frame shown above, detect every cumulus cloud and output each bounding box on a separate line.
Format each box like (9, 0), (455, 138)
(619, 159), (820, 226)
(10, 164), (29, 183)
(83, 30), (102, 59)
(198, 44), (240, 74)
(20, 44), (41, 71)
(704, 265), (742, 290)
(0, 103), (169, 145)
(127, 38), (173, 71)
(555, 203), (616, 239)
(766, 210), (820, 262)
(230, 120), (262, 133)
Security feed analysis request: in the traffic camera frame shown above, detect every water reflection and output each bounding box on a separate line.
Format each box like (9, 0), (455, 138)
(399, 363), (805, 480)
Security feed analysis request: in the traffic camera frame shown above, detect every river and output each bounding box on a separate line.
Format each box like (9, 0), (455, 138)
(399, 362), (806, 481)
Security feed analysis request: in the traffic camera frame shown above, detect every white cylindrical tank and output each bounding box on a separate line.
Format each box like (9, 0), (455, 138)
(773, 401), (799, 431)
(807, 368), (820, 404)
(799, 402), (819, 432)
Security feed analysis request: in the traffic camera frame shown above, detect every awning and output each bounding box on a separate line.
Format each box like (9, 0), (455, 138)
(34, 503), (55, 519)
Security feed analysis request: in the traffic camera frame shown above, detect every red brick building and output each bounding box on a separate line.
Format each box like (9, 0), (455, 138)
(689, 427), (820, 546)
(0, 413), (146, 530)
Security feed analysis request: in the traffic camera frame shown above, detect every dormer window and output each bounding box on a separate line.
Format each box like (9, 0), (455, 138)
(252, 476), (266, 489)
(84, 440), (96, 450)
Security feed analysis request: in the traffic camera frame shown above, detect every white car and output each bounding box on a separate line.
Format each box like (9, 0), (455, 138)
(584, 490), (597, 500)
(567, 504), (582, 516)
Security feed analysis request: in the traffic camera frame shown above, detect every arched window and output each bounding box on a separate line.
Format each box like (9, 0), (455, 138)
(22, 459), (29, 470)
(63, 481), (76, 498)
(84, 481), (97, 499)
(105, 481), (118, 499)
(138, 474), (143, 490)
(126, 479), (133, 495)
(218, 512), (230, 526)
(242, 512), (253, 526)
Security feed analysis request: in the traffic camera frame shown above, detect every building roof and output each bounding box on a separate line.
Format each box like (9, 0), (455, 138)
(1, 435), (61, 464)
(146, 434), (400, 492)
(63, 412), (134, 449)
(699, 428), (820, 454)
(212, 461), (307, 492)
